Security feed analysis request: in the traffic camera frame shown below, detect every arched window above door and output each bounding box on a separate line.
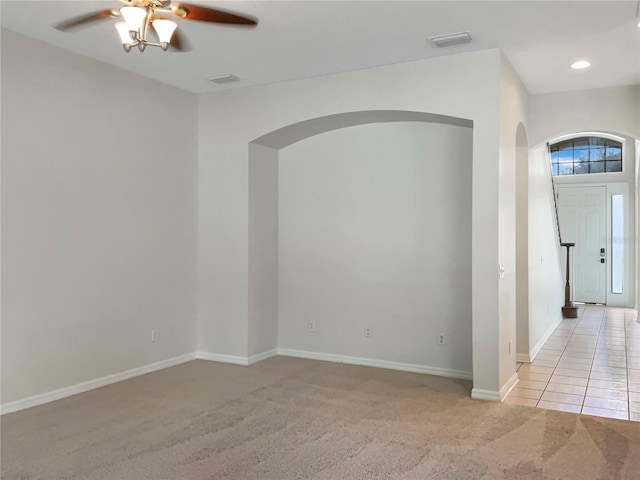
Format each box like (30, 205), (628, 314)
(549, 135), (623, 176)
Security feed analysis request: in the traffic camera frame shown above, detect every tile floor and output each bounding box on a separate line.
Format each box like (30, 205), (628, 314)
(506, 304), (640, 421)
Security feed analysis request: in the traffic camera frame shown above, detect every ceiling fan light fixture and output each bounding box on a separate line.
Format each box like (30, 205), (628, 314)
(54, 1), (258, 54)
(120, 6), (147, 32)
(153, 18), (178, 44)
(115, 21), (133, 45)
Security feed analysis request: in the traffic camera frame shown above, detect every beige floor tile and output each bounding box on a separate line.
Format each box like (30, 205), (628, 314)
(541, 391), (584, 405)
(535, 354), (561, 362)
(517, 379), (547, 390)
(586, 378), (628, 391)
(517, 371), (551, 382)
(588, 370), (627, 381)
(539, 348), (565, 354)
(532, 360), (558, 368)
(537, 401), (582, 413)
(543, 345), (567, 352)
(585, 387), (628, 401)
(550, 375), (588, 387)
(628, 359), (640, 369)
(545, 383), (586, 396)
(572, 333), (598, 339)
(519, 365), (554, 374)
(564, 347), (596, 356)
(629, 383), (640, 393)
(583, 396), (628, 410)
(504, 396), (538, 407)
(592, 360), (627, 369)
(554, 368), (590, 378)
(593, 354), (626, 362)
(510, 387), (543, 400)
(582, 406), (628, 420)
(590, 364), (626, 374)
(572, 345), (599, 350)
(556, 361), (591, 371)
(559, 355), (592, 365)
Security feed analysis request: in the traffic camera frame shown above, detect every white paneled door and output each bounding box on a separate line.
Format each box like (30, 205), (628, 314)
(557, 186), (607, 304)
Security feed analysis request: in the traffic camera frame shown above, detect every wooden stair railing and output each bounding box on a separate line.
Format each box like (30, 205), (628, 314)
(561, 242), (579, 318)
(548, 143), (578, 318)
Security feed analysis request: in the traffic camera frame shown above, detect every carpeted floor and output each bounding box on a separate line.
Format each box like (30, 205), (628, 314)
(2, 357), (639, 479)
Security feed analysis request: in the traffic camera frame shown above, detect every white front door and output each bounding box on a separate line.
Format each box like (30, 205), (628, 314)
(557, 186), (607, 304)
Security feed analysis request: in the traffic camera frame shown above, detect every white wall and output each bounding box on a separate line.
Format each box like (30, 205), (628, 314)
(248, 144), (279, 356)
(498, 56), (532, 389)
(530, 85), (640, 146)
(198, 49), (508, 396)
(527, 144), (564, 355)
(1, 30), (199, 404)
(531, 86), (639, 310)
(277, 122), (472, 373)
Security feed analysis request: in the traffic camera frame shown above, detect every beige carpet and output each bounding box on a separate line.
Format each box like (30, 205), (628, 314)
(2, 357), (639, 479)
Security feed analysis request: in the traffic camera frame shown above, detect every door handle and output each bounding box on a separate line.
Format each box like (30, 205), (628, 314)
(600, 248), (605, 257)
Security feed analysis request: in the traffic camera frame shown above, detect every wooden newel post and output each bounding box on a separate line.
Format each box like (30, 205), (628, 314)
(561, 242), (578, 318)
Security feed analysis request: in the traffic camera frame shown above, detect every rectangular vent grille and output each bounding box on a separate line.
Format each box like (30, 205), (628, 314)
(207, 74), (239, 84)
(427, 31), (472, 48)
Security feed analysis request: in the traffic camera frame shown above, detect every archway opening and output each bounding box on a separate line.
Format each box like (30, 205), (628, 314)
(247, 110), (476, 386)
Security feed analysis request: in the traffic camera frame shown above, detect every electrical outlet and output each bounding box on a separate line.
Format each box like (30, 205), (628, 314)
(151, 329), (158, 342)
(364, 327), (372, 338)
(308, 321), (315, 332)
(438, 333), (446, 346)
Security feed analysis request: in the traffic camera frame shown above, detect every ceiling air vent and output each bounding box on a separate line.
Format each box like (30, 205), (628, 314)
(427, 31), (472, 48)
(207, 74), (240, 84)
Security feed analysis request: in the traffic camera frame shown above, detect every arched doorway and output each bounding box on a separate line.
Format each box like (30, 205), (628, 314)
(247, 110), (476, 385)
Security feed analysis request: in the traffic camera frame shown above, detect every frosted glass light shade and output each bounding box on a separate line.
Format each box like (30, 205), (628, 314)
(115, 22), (133, 44)
(120, 6), (147, 32)
(152, 19), (178, 43)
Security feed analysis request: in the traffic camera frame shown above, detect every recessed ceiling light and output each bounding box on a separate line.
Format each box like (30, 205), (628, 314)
(570, 60), (591, 70)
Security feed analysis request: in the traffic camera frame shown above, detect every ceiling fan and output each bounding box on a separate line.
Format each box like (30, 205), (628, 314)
(54, 0), (258, 52)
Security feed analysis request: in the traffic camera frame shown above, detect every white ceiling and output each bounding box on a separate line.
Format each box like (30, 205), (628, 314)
(1, 0), (639, 95)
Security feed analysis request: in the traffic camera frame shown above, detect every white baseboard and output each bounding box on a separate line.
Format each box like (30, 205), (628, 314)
(529, 314), (563, 362)
(3, 347), (471, 415)
(196, 351), (251, 365)
(471, 388), (501, 402)
(0, 352), (197, 415)
(470, 372), (519, 403)
(196, 349), (278, 366)
(515, 313), (563, 364)
(248, 349), (278, 365)
(276, 348), (473, 380)
(499, 372), (520, 401)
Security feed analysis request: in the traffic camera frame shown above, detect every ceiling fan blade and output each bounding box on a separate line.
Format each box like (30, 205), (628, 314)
(54, 9), (119, 31)
(170, 3), (257, 25)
